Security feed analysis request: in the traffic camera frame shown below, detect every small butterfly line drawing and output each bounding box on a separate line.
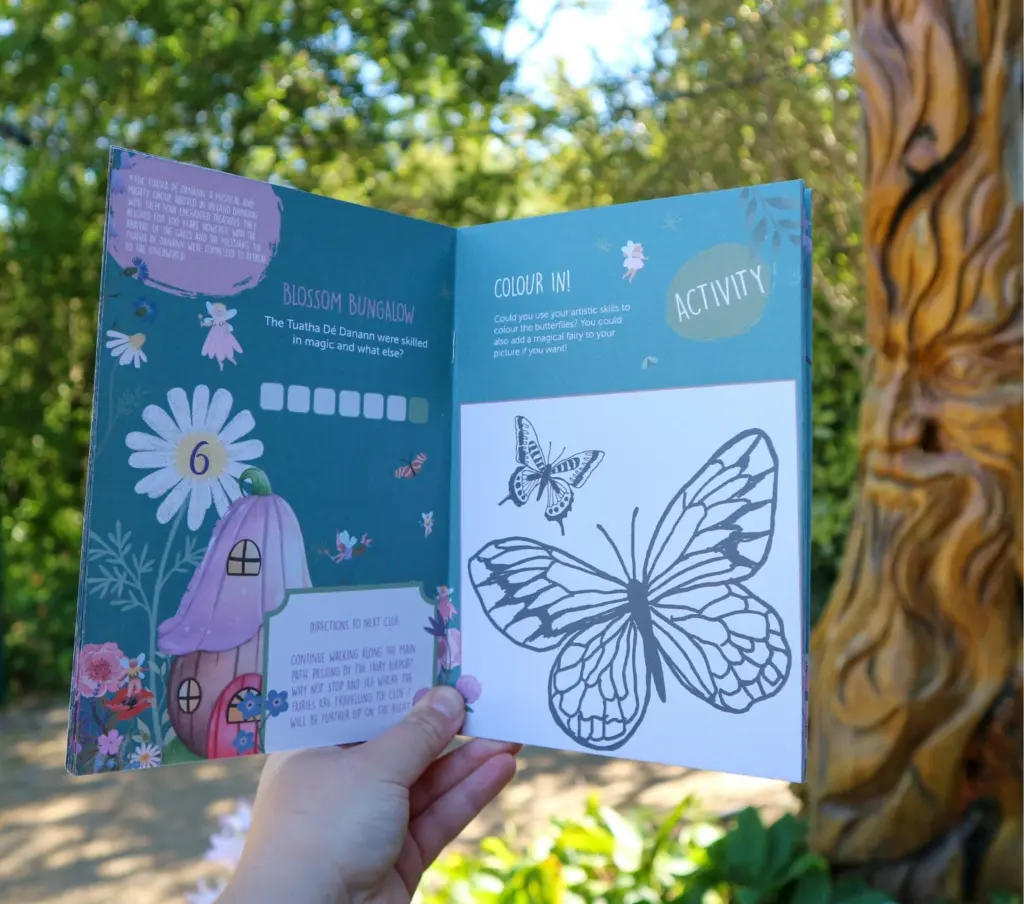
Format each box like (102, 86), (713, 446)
(499, 415), (605, 535)
(395, 453), (427, 479)
(470, 428), (791, 752)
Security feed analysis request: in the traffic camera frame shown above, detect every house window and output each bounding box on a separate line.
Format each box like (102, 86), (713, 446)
(227, 688), (262, 724)
(178, 678), (202, 714)
(227, 539), (261, 576)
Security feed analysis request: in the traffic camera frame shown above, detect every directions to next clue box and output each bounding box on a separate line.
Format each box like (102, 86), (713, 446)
(263, 585), (435, 753)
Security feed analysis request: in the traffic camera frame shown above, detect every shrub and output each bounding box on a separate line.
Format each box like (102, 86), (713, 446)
(415, 798), (895, 904)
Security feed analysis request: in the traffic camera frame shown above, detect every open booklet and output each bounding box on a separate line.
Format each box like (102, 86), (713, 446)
(68, 148), (812, 781)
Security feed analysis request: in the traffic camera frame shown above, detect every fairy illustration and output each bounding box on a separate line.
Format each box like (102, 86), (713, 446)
(621, 240), (648, 283)
(120, 653), (147, 698)
(199, 302), (243, 370)
(421, 512), (434, 538)
(328, 530), (372, 563)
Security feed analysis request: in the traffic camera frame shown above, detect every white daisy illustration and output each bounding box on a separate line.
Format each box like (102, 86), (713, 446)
(125, 385), (264, 531)
(105, 330), (148, 368)
(131, 743), (162, 768)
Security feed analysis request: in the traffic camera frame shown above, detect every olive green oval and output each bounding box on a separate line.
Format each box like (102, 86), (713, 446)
(665, 243), (770, 341)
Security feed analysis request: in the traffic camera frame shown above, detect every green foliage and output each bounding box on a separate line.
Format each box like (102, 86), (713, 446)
(1, 0), (867, 693)
(0, 0), (524, 695)
(416, 798), (895, 904)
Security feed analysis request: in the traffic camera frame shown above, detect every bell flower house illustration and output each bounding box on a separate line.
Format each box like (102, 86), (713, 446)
(158, 469), (310, 759)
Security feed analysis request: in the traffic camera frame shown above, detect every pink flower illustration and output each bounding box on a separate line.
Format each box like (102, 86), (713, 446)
(438, 628), (462, 672)
(98, 730), (123, 756)
(456, 675), (483, 704)
(437, 588), (457, 623)
(76, 642), (127, 697)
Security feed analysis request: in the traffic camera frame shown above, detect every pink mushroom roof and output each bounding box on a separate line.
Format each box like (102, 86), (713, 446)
(158, 493), (311, 655)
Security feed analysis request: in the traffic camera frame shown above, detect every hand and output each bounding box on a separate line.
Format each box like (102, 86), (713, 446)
(218, 685), (520, 904)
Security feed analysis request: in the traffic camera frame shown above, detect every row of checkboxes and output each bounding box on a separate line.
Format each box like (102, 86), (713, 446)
(259, 383), (429, 424)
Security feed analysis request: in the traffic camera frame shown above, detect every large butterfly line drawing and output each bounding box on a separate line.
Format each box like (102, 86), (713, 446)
(498, 415), (605, 535)
(470, 428), (791, 752)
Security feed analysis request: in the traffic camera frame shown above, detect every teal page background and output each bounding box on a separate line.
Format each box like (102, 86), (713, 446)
(71, 150), (454, 772)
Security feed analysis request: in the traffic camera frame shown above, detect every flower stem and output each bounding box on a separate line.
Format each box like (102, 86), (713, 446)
(148, 504), (185, 749)
(94, 365), (119, 458)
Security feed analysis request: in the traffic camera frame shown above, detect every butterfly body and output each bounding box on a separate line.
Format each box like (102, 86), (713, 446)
(625, 577), (668, 703)
(471, 428), (791, 752)
(499, 415), (605, 535)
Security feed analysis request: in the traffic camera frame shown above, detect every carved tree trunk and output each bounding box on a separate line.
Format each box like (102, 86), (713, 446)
(804, 0), (1023, 901)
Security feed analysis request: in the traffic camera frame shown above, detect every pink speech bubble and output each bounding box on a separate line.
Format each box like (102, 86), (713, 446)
(106, 152), (282, 298)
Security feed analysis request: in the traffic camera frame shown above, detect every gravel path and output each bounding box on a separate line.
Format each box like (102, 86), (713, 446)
(0, 700), (796, 903)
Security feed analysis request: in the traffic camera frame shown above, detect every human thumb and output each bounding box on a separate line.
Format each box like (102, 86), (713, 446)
(354, 685), (465, 786)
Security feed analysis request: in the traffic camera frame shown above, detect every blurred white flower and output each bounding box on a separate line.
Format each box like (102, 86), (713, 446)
(186, 878), (227, 904)
(106, 330), (148, 368)
(205, 828), (246, 870)
(217, 798), (253, 836)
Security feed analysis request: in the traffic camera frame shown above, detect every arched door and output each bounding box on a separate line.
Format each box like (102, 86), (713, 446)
(207, 672), (263, 759)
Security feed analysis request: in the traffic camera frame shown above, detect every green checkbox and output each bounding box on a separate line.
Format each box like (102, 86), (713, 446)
(408, 397), (429, 424)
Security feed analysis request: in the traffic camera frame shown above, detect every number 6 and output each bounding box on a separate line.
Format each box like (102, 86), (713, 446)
(189, 440), (210, 476)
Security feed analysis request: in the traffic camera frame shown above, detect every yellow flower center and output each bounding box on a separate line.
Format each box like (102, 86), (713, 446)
(129, 333), (147, 349)
(173, 433), (228, 480)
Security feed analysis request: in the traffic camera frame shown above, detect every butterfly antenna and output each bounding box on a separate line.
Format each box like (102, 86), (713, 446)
(596, 523), (629, 579)
(630, 507), (639, 580)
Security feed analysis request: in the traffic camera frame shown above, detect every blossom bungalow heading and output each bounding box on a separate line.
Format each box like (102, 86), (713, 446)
(283, 281), (416, 326)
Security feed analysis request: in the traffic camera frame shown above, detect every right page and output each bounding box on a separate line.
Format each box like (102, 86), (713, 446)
(450, 184), (812, 781)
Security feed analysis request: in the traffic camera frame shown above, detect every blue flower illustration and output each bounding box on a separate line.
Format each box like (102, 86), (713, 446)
(131, 256), (150, 282)
(134, 297), (158, 322)
(236, 690), (263, 721)
(233, 730), (256, 754)
(265, 690), (289, 717)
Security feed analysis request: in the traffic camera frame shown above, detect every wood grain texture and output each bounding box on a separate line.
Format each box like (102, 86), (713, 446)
(804, 0), (1023, 900)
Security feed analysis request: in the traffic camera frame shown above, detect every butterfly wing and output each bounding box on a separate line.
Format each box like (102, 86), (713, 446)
(642, 429), (778, 596)
(502, 418), (546, 506)
(543, 478), (574, 531)
(513, 416), (549, 471)
(650, 583), (791, 713)
(410, 452), (427, 474)
(395, 464), (412, 479)
(549, 450), (605, 488)
(541, 451), (605, 531)
(467, 537), (628, 651)
(505, 466), (542, 506)
(549, 614), (652, 750)
(639, 429), (790, 712)
(468, 537), (649, 750)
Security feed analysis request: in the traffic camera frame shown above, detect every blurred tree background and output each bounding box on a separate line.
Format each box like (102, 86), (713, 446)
(0, 0), (862, 696)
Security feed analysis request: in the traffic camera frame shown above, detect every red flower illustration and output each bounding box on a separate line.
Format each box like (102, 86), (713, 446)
(104, 686), (155, 720)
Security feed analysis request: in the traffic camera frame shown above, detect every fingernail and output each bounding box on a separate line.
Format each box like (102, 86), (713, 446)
(427, 685), (464, 720)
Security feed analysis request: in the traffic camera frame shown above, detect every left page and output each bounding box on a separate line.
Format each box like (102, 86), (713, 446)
(68, 150), (456, 774)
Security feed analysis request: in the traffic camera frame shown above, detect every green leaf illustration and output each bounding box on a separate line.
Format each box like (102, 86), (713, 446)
(750, 218), (767, 257)
(766, 196), (799, 210)
(123, 266), (138, 277)
(745, 198), (758, 226)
